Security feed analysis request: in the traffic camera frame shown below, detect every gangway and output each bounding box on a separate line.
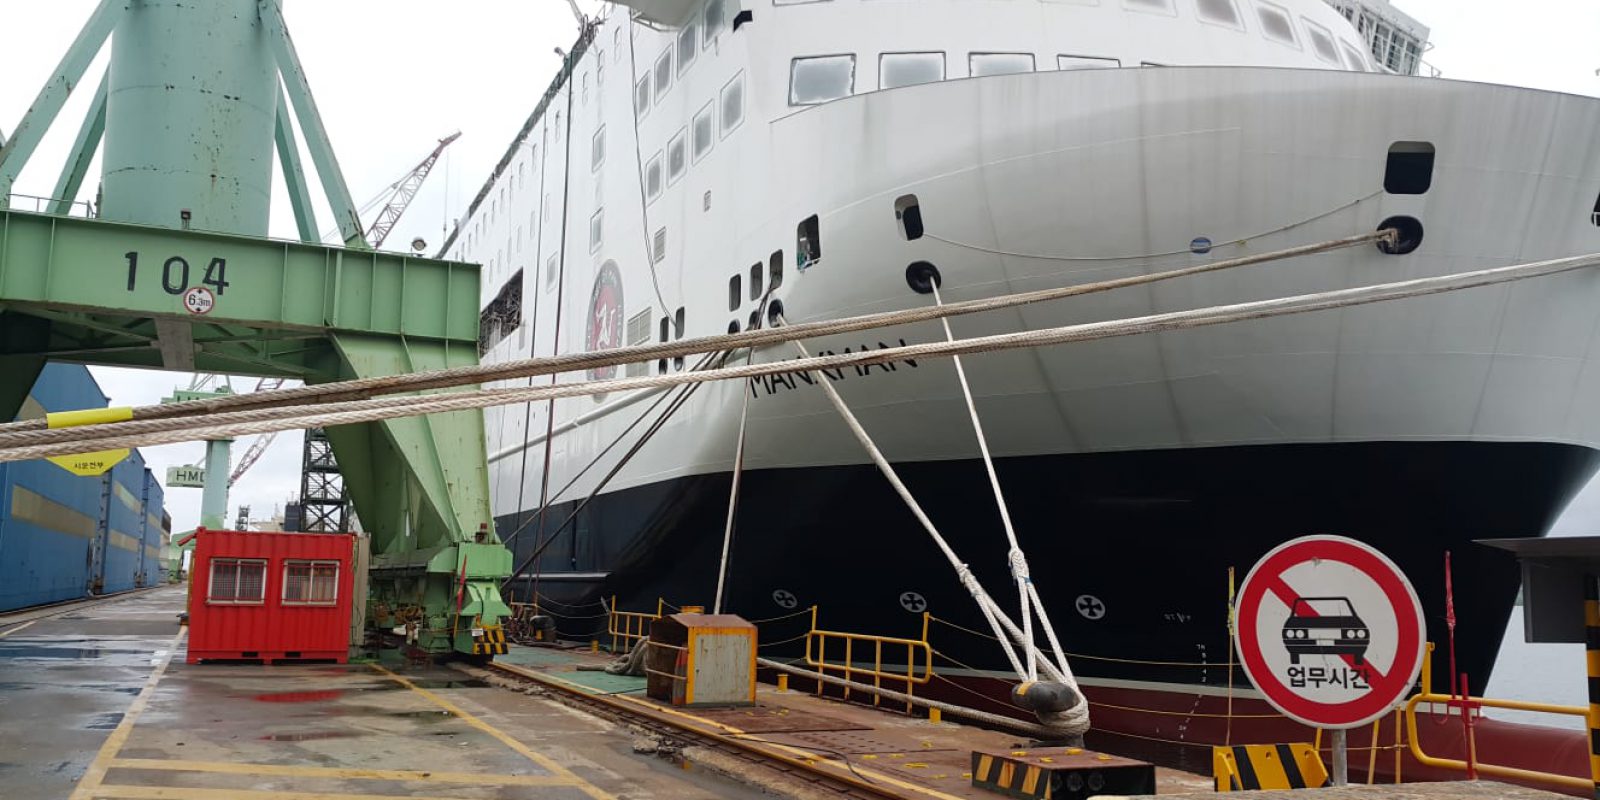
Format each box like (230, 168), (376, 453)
(0, 0), (507, 655)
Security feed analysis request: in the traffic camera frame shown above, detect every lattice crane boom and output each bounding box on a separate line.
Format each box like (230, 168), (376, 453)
(364, 131), (461, 249)
(228, 377), (286, 485)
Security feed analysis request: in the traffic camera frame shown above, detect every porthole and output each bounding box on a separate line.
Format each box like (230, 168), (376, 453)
(905, 261), (942, 294)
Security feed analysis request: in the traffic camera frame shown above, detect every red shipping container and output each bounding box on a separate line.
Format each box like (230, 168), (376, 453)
(187, 528), (355, 664)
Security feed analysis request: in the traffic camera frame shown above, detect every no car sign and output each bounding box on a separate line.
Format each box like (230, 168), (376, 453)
(1234, 535), (1426, 729)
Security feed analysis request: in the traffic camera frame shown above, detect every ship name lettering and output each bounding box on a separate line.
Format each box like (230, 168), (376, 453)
(749, 340), (919, 398)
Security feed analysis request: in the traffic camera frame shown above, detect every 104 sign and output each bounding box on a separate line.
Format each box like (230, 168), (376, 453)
(123, 251), (230, 300)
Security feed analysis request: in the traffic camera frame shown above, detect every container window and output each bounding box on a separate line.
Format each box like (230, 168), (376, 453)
(208, 558), (266, 605)
(704, 0), (727, 46)
(635, 75), (651, 117)
(790, 55), (855, 105)
(591, 126), (606, 171)
(749, 262), (764, 300)
(969, 53), (1035, 77)
(1304, 20), (1340, 64)
(880, 52), (944, 90)
(1255, 1), (1299, 46)
(655, 49), (673, 102)
(283, 560), (340, 606)
(678, 23), (699, 75)
(769, 250), (784, 291)
(645, 152), (664, 201)
(1385, 142), (1435, 194)
(668, 129), (687, 183)
(721, 73), (746, 137)
(589, 209), (604, 252)
(1195, 0), (1242, 28)
(693, 102), (716, 162)
(1058, 55), (1121, 70)
(797, 215), (821, 268)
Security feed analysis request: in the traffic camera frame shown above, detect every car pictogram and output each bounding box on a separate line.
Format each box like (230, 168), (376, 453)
(1282, 596), (1368, 665)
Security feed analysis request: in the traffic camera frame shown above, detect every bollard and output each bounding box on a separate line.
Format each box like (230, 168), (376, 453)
(777, 674), (789, 692)
(929, 707), (942, 724)
(591, 639), (599, 653)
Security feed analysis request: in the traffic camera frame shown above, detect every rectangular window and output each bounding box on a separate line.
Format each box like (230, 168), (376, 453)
(283, 560), (340, 606)
(655, 49), (673, 102)
(703, 0), (727, 47)
(1339, 41), (1368, 72)
(769, 250), (784, 291)
(545, 253), (559, 291)
(1255, 1), (1299, 46)
(635, 75), (651, 117)
(668, 129), (687, 183)
(208, 558), (266, 604)
(1384, 141), (1435, 195)
(673, 307), (686, 370)
(728, 273), (742, 311)
(591, 127), (606, 171)
(748, 262), (764, 300)
(969, 53), (1034, 77)
(678, 23), (698, 75)
(720, 73), (745, 137)
(693, 102), (715, 162)
(645, 152), (664, 201)
(1195, 0), (1241, 27)
(589, 209), (604, 252)
(797, 215), (820, 268)
(1303, 20), (1340, 64)
(1058, 55), (1121, 70)
(790, 55), (855, 105)
(880, 52), (944, 90)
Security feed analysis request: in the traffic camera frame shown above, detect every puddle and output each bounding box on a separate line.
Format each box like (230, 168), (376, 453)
(260, 730), (360, 742)
(84, 712), (124, 731)
(387, 710), (455, 720)
(0, 646), (104, 659)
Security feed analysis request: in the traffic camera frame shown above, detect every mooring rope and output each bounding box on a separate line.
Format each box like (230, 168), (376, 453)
(7, 245), (1596, 462)
(0, 229), (1395, 435)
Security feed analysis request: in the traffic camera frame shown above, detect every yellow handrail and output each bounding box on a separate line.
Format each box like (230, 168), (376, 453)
(607, 596), (665, 653)
(803, 608), (933, 713)
(1402, 691), (1591, 791)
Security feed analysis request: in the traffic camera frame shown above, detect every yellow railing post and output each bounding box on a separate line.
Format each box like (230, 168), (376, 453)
(610, 595), (618, 653)
(1403, 691), (1592, 791)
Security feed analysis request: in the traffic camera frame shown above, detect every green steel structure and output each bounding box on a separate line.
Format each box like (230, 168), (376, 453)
(0, 0), (510, 654)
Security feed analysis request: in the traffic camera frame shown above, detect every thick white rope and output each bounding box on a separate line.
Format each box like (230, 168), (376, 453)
(930, 282), (1038, 681)
(8, 247), (1600, 461)
(0, 229), (1395, 435)
(712, 347), (755, 614)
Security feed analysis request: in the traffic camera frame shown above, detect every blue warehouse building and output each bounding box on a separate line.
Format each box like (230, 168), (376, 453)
(0, 364), (170, 611)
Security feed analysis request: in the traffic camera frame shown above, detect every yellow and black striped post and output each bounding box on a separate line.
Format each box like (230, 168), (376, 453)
(1585, 577), (1600, 799)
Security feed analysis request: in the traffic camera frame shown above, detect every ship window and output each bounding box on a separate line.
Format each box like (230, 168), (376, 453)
(693, 102), (715, 162)
(654, 227), (668, 263)
(546, 252), (559, 291)
(589, 209), (604, 252)
(480, 269), (524, 355)
(1122, 0), (1175, 15)
(895, 194), (924, 240)
(790, 54), (855, 105)
(1339, 41), (1369, 72)
(659, 316), (669, 374)
(655, 49), (673, 102)
(721, 73), (746, 137)
(591, 127), (606, 171)
(615, 27), (623, 59)
(208, 558), (267, 605)
(1255, 2), (1299, 47)
(1058, 55), (1121, 70)
(668, 129), (687, 183)
(282, 561), (340, 606)
(635, 75), (651, 117)
(880, 52), (944, 90)
(969, 53), (1034, 77)
(748, 309), (761, 330)
(749, 262), (764, 299)
(729, 273), (742, 311)
(704, 0), (727, 46)
(645, 153), (664, 201)
(1384, 142), (1435, 195)
(581, 71), (590, 105)
(1194, 0), (1241, 28)
(1591, 193), (1600, 227)
(1304, 20), (1340, 64)
(797, 215), (821, 268)
(678, 23), (698, 75)
(674, 307), (686, 370)
(769, 250), (784, 291)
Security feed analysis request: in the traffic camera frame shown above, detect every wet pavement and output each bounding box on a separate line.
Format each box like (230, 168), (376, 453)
(0, 587), (767, 799)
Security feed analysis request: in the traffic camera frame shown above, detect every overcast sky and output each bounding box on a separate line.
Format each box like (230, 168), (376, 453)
(5, 0), (1600, 534)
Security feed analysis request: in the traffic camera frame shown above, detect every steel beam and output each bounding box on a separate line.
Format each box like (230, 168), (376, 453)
(274, 90), (321, 244)
(48, 68), (108, 217)
(0, 209), (479, 343)
(0, 0), (122, 202)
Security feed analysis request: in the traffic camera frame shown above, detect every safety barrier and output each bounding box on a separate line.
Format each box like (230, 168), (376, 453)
(803, 606), (933, 713)
(607, 596), (665, 653)
(1402, 643), (1592, 792)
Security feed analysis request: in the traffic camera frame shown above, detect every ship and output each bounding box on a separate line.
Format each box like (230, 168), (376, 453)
(442, 0), (1600, 771)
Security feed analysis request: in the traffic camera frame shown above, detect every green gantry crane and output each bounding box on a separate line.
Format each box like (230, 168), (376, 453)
(0, 0), (510, 656)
